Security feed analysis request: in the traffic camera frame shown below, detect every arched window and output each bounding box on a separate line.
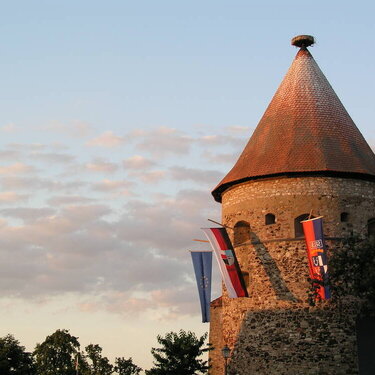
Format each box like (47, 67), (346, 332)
(341, 212), (349, 222)
(294, 213), (313, 238)
(368, 218), (375, 238)
(234, 221), (250, 246)
(265, 213), (276, 225)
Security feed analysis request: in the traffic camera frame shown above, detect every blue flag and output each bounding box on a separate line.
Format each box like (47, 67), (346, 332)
(191, 251), (212, 323)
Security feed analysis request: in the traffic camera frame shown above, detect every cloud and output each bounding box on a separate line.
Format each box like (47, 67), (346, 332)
(0, 183), (221, 321)
(138, 170), (166, 183)
(115, 189), (219, 257)
(0, 124), (233, 320)
(86, 131), (125, 148)
(225, 125), (252, 134)
(31, 152), (76, 164)
(130, 127), (192, 158)
(0, 207), (56, 223)
(1, 123), (18, 133)
(169, 166), (223, 185)
(47, 195), (96, 206)
(92, 179), (134, 194)
(86, 159), (118, 173)
(7, 143), (46, 151)
(0, 191), (28, 203)
(0, 163), (36, 175)
(42, 120), (94, 138)
(0, 149), (22, 160)
(203, 150), (240, 165)
(197, 134), (246, 148)
(123, 155), (155, 170)
(0, 176), (86, 193)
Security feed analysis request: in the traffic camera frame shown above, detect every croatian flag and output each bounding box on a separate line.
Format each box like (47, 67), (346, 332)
(202, 228), (248, 298)
(191, 251), (212, 323)
(301, 216), (331, 300)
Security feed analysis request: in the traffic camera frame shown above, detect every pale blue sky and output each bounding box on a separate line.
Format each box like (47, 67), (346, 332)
(0, 1), (373, 371)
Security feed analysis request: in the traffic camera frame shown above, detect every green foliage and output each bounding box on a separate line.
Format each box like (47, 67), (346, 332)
(146, 330), (211, 375)
(85, 344), (113, 375)
(33, 329), (80, 375)
(329, 236), (375, 314)
(0, 329), (143, 375)
(0, 334), (35, 375)
(74, 351), (91, 375)
(115, 357), (142, 375)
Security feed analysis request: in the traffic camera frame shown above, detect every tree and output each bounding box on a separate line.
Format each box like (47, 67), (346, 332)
(74, 350), (91, 375)
(85, 344), (113, 375)
(146, 330), (211, 375)
(33, 329), (80, 375)
(0, 334), (35, 375)
(115, 357), (142, 375)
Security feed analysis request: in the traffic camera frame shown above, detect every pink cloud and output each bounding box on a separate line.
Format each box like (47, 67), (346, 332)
(0, 191), (28, 203)
(86, 131), (125, 148)
(0, 163), (36, 175)
(123, 155), (155, 170)
(86, 159), (118, 173)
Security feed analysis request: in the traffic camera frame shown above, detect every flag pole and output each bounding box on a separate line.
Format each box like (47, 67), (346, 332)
(189, 250), (212, 252)
(308, 210), (313, 220)
(207, 219), (233, 229)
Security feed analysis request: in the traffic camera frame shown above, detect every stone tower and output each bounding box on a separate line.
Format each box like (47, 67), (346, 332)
(209, 36), (375, 375)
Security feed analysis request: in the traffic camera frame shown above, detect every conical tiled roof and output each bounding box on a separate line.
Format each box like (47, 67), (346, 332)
(212, 39), (375, 202)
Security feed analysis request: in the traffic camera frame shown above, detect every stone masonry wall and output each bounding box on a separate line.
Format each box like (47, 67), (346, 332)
(209, 176), (375, 375)
(209, 297), (224, 375)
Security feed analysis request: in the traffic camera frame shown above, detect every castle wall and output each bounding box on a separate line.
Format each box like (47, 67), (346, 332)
(209, 297), (224, 375)
(209, 176), (375, 375)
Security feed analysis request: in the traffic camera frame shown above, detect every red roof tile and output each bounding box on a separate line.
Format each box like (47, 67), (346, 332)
(212, 45), (375, 202)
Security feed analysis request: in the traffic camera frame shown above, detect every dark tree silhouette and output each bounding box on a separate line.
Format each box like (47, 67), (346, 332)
(0, 334), (35, 375)
(33, 329), (80, 375)
(146, 330), (211, 375)
(115, 357), (142, 375)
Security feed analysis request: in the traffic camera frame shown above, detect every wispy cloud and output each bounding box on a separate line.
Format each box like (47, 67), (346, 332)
(92, 179), (134, 193)
(203, 150), (240, 165)
(86, 131), (125, 148)
(31, 152), (76, 164)
(42, 120), (94, 138)
(123, 155), (155, 170)
(0, 207), (56, 222)
(130, 127), (192, 158)
(86, 159), (118, 173)
(1, 123), (18, 133)
(0, 191), (28, 203)
(47, 195), (96, 206)
(0, 163), (36, 175)
(169, 166), (223, 185)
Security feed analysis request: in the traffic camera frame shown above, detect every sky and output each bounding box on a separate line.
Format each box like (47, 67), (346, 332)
(0, 0), (374, 371)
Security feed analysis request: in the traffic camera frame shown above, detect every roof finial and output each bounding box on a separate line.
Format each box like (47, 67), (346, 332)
(291, 35), (315, 48)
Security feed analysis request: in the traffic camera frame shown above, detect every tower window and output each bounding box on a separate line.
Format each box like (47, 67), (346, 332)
(294, 213), (314, 238)
(341, 212), (349, 222)
(234, 221), (250, 246)
(368, 218), (375, 238)
(265, 213), (276, 225)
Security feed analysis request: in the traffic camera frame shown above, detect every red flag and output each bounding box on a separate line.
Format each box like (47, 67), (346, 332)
(202, 228), (248, 298)
(302, 216), (331, 300)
